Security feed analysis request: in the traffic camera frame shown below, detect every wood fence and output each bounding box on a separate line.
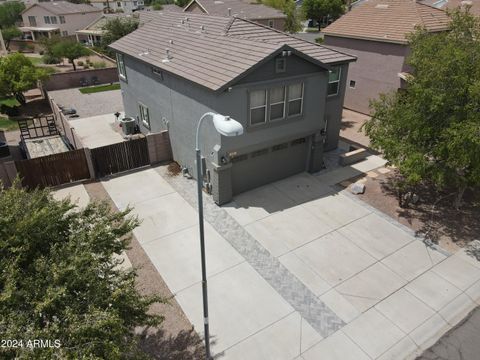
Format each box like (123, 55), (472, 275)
(15, 149), (90, 189)
(9, 132), (171, 189)
(91, 137), (150, 178)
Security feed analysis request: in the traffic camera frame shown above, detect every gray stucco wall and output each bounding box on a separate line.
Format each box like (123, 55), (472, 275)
(324, 35), (409, 114)
(118, 51), (349, 202)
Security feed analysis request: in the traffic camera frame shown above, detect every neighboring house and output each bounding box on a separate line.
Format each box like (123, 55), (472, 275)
(76, 13), (134, 45)
(89, 0), (145, 14)
(323, 0), (450, 114)
(183, 0), (287, 30)
(110, 12), (355, 204)
(75, 8), (183, 46)
(421, 0), (480, 16)
(20, 1), (102, 40)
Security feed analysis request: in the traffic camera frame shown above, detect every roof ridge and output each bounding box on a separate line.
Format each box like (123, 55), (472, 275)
(224, 16), (236, 34)
(228, 16), (357, 63)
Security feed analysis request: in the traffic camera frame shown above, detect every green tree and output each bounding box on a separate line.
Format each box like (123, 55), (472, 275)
(1, 26), (21, 50)
(301, 0), (344, 30)
(0, 53), (50, 104)
(263, 0), (303, 33)
(0, 183), (163, 359)
(101, 17), (139, 56)
(0, 1), (25, 29)
(175, 0), (190, 8)
(364, 9), (480, 208)
(51, 40), (90, 71)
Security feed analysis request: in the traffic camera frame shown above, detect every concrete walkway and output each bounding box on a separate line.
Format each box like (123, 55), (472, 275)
(100, 166), (480, 359)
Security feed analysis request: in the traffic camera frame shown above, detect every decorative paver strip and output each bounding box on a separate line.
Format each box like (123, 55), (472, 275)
(156, 167), (345, 337)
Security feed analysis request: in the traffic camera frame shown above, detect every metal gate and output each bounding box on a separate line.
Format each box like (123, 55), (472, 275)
(91, 137), (150, 178)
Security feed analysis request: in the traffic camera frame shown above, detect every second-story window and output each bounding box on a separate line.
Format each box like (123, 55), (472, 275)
(28, 16), (36, 26)
(287, 83), (303, 116)
(44, 16), (51, 24)
(328, 66), (341, 96)
(116, 53), (127, 81)
(249, 89), (267, 125)
(50, 16), (57, 24)
(249, 82), (304, 126)
(59, 16), (65, 24)
(269, 86), (285, 121)
(117, 1), (121, 7)
(268, 19), (274, 28)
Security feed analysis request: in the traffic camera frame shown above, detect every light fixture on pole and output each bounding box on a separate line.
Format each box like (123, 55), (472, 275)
(195, 112), (243, 359)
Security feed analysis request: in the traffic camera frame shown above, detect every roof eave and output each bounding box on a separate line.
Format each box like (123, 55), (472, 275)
(215, 44), (332, 93)
(323, 32), (408, 45)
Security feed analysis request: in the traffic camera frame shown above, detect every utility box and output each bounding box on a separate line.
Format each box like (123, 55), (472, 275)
(120, 117), (136, 136)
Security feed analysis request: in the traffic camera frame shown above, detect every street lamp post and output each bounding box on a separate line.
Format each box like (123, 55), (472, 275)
(195, 112), (243, 359)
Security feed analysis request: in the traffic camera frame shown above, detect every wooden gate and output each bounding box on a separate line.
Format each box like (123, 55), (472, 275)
(15, 149), (90, 188)
(91, 137), (150, 178)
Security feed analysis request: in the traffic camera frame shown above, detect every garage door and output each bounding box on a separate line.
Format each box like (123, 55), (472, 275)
(231, 137), (309, 195)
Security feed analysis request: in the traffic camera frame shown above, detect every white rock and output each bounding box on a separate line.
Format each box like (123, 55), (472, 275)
(351, 182), (366, 194)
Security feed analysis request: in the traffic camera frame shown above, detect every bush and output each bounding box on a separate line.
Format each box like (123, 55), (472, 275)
(42, 53), (61, 64)
(0, 104), (20, 117)
(39, 50), (44, 55)
(83, 63), (90, 69)
(92, 61), (106, 69)
(77, 60), (84, 66)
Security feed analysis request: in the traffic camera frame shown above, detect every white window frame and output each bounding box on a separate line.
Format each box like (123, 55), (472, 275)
(139, 103), (150, 129)
(269, 86), (286, 121)
(116, 53), (127, 81)
(328, 66), (342, 96)
(249, 89), (267, 126)
(28, 16), (36, 26)
(287, 83), (304, 117)
(249, 82), (304, 126)
(59, 15), (65, 24)
(44, 16), (51, 24)
(50, 16), (57, 24)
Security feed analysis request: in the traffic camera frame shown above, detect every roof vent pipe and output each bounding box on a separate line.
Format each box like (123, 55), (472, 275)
(228, 8), (231, 16)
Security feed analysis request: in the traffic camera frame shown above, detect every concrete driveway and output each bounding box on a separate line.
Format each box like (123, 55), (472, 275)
(101, 167), (480, 360)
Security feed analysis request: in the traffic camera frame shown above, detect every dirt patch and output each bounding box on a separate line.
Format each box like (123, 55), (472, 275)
(83, 181), (205, 359)
(167, 162), (182, 177)
(341, 169), (480, 252)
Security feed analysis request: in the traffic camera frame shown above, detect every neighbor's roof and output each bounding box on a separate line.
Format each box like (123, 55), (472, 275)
(183, 0), (286, 20)
(110, 12), (355, 91)
(323, 0), (450, 44)
(77, 13), (138, 35)
(22, 1), (102, 15)
(420, 0), (480, 16)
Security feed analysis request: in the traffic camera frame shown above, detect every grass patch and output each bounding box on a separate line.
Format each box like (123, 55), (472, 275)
(0, 97), (20, 107)
(0, 117), (19, 131)
(29, 57), (44, 66)
(79, 83), (121, 94)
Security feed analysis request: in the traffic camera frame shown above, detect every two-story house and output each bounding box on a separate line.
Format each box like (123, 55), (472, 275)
(323, 0), (449, 114)
(182, 0), (287, 30)
(20, 1), (102, 40)
(89, 0), (145, 14)
(110, 12), (355, 204)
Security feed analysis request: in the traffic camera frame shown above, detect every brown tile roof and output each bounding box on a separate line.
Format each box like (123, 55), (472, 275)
(184, 0), (286, 20)
(420, 0), (480, 16)
(110, 12), (355, 91)
(323, 0), (450, 44)
(23, 1), (102, 15)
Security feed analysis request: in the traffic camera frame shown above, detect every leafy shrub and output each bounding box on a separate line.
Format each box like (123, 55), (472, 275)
(92, 61), (106, 69)
(77, 60), (84, 66)
(42, 53), (61, 64)
(0, 104), (20, 117)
